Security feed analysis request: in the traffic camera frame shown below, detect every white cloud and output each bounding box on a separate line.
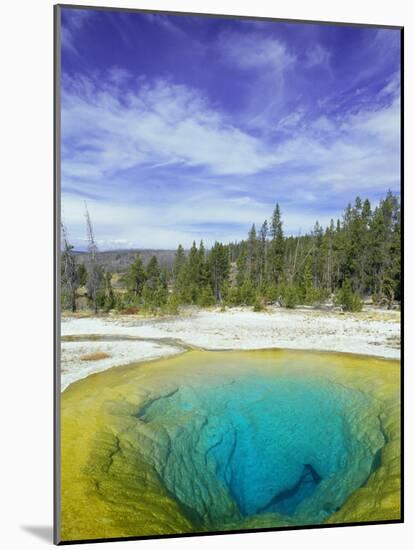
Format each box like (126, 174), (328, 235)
(311, 116), (335, 133)
(61, 67), (400, 249)
(278, 109), (306, 130)
(62, 76), (276, 177)
(62, 192), (336, 249)
(379, 73), (400, 98)
(62, 71), (400, 191)
(305, 44), (332, 70)
(144, 13), (184, 35)
(107, 66), (132, 86)
(218, 31), (295, 72)
(61, 10), (91, 53)
(273, 96), (400, 191)
(343, 97), (400, 146)
(216, 31), (297, 132)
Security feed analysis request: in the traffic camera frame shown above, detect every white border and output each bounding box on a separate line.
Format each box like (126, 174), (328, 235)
(1, 1), (411, 549)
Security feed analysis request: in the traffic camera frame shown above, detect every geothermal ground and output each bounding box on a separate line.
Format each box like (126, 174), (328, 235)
(59, 308), (401, 541)
(61, 306), (400, 390)
(60, 349), (401, 541)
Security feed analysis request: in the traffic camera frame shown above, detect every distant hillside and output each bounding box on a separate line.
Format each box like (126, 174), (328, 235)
(74, 249), (177, 273)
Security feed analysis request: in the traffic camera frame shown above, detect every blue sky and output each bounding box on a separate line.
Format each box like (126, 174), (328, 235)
(60, 7), (401, 250)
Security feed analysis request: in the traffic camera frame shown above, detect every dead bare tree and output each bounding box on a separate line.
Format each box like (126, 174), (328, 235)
(84, 202), (103, 313)
(61, 222), (79, 312)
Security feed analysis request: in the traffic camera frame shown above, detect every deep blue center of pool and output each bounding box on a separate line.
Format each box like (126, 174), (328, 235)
(137, 375), (383, 526)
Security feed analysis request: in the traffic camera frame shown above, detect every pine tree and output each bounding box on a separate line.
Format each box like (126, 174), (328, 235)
(370, 191), (400, 305)
(112, 192), (401, 312)
(127, 255), (146, 298)
(269, 204), (285, 284)
(209, 242), (230, 301)
(187, 241), (200, 303)
(299, 256), (316, 304)
(259, 220), (268, 283)
(173, 244), (189, 302)
(247, 224), (259, 284)
(173, 244), (186, 283)
(236, 241), (248, 287)
(321, 220), (335, 293)
(77, 263), (87, 287)
(311, 221), (324, 288)
(103, 271), (115, 311)
(198, 240), (210, 289)
(146, 256), (161, 290)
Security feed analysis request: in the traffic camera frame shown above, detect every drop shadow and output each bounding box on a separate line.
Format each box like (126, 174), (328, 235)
(21, 525), (53, 543)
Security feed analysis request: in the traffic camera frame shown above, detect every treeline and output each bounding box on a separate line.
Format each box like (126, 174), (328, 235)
(61, 191), (401, 314)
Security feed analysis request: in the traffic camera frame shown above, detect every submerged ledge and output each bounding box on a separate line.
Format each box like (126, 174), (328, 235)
(60, 349), (401, 542)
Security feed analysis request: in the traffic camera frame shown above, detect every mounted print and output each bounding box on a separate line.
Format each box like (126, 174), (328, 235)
(54, 4), (403, 545)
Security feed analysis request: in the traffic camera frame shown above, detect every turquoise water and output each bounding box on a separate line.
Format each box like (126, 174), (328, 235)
(137, 374), (384, 527)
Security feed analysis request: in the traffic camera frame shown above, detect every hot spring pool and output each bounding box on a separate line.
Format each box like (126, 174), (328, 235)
(60, 349), (401, 541)
(136, 375), (383, 526)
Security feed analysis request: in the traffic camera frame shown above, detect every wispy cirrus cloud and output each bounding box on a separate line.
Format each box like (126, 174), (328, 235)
(62, 75), (276, 178)
(62, 70), (400, 187)
(61, 70), (399, 248)
(217, 30), (296, 72)
(305, 44), (332, 69)
(216, 30), (297, 131)
(61, 9), (91, 53)
(60, 9), (401, 250)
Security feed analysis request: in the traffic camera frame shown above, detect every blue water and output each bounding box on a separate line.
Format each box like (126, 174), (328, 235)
(137, 374), (383, 527)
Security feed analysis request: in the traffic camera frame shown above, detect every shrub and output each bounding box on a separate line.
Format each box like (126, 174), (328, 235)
(281, 284), (299, 309)
(120, 306), (140, 315)
(114, 292), (126, 311)
(335, 280), (362, 312)
(223, 285), (241, 307)
(163, 293), (180, 315)
(253, 295), (265, 312)
(198, 286), (215, 307)
(265, 283), (279, 303)
(61, 290), (69, 309)
(240, 280), (255, 306)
